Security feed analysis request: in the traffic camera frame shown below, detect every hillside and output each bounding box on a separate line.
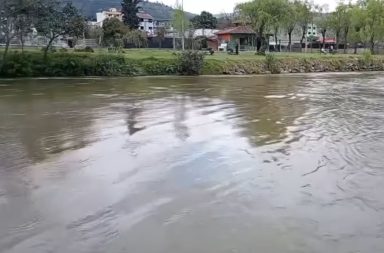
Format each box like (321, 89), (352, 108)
(75, 0), (195, 20)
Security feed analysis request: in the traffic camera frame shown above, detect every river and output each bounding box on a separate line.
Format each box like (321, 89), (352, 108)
(1, 74), (384, 253)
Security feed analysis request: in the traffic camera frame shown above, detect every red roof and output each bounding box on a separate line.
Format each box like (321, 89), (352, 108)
(216, 26), (256, 35)
(319, 38), (336, 43)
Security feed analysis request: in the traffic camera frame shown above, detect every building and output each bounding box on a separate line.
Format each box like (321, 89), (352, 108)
(94, 9), (156, 36)
(216, 26), (257, 51)
(185, 29), (220, 39)
(137, 12), (155, 35)
(96, 8), (123, 26)
(154, 19), (173, 29)
(307, 24), (318, 37)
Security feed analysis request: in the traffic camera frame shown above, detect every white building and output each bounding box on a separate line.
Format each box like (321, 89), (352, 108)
(94, 8), (155, 36)
(95, 8), (123, 27)
(137, 12), (155, 35)
(307, 24), (318, 37)
(185, 29), (220, 38)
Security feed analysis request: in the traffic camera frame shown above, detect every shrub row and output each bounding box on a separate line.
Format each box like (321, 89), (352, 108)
(0, 51), (205, 78)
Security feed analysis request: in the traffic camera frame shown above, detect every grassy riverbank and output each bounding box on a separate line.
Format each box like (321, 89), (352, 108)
(1, 49), (383, 77)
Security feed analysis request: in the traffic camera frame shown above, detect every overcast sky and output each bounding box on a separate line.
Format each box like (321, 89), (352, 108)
(154, 0), (336, 14)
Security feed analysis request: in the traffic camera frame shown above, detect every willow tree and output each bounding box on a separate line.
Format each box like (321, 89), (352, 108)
(172, 2), (189, 50)
(295, 0), (313, 45)
(362, 0), (384, 54)
(282, 1), (298, 51)
(237, 0), (287, 54)
(330, 4), (351, 51)
(348, 5), (365, 54)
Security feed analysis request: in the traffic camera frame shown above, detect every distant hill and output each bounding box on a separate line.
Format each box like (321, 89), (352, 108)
(74, 0), (195, 21)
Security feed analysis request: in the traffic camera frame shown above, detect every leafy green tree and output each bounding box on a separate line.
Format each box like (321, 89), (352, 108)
(270, 0), (288, 51)
(362, 0), (384, 54)
(125, 29), (147, 48)
(316, 11), (332, 50)
(237, 0), (289, 53)
(349, 4), (365, 54)
(35, 1), (85, 58)
(14, 0), (38, 51)
(191, 11), (218, 29)
(86, 24), (104, 45)
(172, 2), (189, 50)
(121, 0), (142, 29)
(0, 0), (18, 59)
(329, 4), (350, 51)
(282, 1), (298, 51)
(295, 0), (313, 45)
(102, 17), (128, 48)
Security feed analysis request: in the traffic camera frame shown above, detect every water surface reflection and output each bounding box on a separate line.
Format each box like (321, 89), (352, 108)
(1, 74), (384, 253)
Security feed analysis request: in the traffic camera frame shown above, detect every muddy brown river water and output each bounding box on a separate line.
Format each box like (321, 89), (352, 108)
(1, 73), (384, 253)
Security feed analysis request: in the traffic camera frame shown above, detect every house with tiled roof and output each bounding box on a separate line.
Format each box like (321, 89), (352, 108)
(137, 11), (155, 35)
(215, 26), (257, 51)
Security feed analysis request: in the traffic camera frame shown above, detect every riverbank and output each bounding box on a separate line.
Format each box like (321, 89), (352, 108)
(1, 50), (383, 77)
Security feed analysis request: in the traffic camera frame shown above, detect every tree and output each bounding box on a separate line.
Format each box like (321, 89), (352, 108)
(329, 4), (351, 52)
(361, 0), (384, 54)
(172, 2), (189, 50)
(102, 17), (128, 48)
(295, 0), (313, 46)
(121, 0), (141, 29)
(35, 1), (85, 58)
(125, 30), (147, 48)
(14, 0), (37, 52)
(349, 4), (365, 54)
(0, 0), (18, 60)
(283, 1), (298, 52)
(270, 0), (288, 51)
(316, 11), (332, 50)
(86, 25), (104, 46)
(237, 0), (288, 54)
(217, 12), (236, 29)
(191, 11), (218, 29)
(155, 27), (167, 48)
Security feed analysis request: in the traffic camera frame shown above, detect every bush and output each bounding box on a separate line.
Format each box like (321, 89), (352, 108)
(0, 52), (34, 77)
(74, 46), (95, 53)
(59, 48), (68, 53)
(0, 52), (139, 77)
(265, 53), (280, 74)
(363, 51), (373, 63)
(177, 50), (205, 75)
(139, 58), (178, 75)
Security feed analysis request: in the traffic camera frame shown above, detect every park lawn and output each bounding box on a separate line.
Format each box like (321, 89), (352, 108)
(2, 47), (374, 61)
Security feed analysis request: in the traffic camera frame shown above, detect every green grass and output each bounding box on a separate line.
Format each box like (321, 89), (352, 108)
(2, 48), (384, 77)
(2, 47), (377, 61)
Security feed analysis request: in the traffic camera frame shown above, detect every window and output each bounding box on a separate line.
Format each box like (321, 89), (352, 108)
(139, 18), (144, 22)
(149, 27), (153, 30)
(308, 26), (311, 30)
(148, 19), (153, 23)
(140, 26), (144, 30)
